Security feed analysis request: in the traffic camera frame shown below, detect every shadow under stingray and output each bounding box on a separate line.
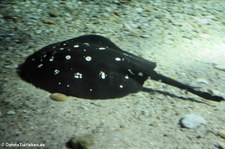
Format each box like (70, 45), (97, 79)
(142, 87), (214, 106)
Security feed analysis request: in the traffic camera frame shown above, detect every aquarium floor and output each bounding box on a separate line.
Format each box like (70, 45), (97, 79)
(0, 0), (225, 149)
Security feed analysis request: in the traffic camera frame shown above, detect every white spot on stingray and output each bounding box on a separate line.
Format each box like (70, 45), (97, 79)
(84, 43), (90, 46)
(54, 69), (60, 75)
(125, 75), (129, 79)
(74, 72), (82, 79)
(115, 57), (121, 61)
(58, 82), (61, 85)
(99, 47), (106, 50)
(63, 43), (67, 46)
(32, 58), (35, 61)
(74, 45), (79, 48)
(49, 57), (54, 62)
(119, 85), (124, 88)
(99, 71), (107, 79)
(43, 54), (47, 58)
(38, 64), (43, 68)
(128, 69), (135, 75)
(90, 89), (93, 92)
(83, 49), (86, 52)
(67, 85), (70, 87)
(85, 56), (92, 61)
(65, 55), (71, 60)
(138, 72), (143, 76)
(60, 48), (64, 50)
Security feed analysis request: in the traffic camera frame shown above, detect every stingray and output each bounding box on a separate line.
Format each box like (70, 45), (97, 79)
(17, 35), (224, 102)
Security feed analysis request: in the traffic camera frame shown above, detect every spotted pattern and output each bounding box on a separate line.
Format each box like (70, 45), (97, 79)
(125, 75), (129, 79)
(18, 35), (155, 99)
(115, 57), (121, 61)
(49, 57), (54, 62)
(128, 69), (135, 75)
(65, 55), (71, 60)
(74, 72), (82, 79)
(84, 43), (90, 46)
(85, 56), (92, 61)
(38, 64), (43, 68)
(99, 71), (106, 79)
(54, 69), (60, 75)
(138, 72), (143, 76)
(99, 47), (106, 50)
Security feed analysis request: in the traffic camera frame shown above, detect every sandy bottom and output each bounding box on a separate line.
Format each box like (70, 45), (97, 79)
(0, 1), (225, 149)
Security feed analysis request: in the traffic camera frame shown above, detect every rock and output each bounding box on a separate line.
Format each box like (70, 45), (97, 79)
(195, 78), (209, 84)
(41, 19), (57, 25)
(218, 130), (225, 139)
(48, 10), (60, 17)
(66, 134), (94, 149)
(219, 143), (225, 149)
(135, 8), (143, 13)
(49, 93), (71, 101)
(179, 114), (207, 129)
(6, 110), (16, 115)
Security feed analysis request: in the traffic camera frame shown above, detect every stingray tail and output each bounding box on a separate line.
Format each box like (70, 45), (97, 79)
(148, 71), (224, 102)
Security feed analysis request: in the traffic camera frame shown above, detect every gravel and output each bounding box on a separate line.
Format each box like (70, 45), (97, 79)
(0, 0), (225, 149)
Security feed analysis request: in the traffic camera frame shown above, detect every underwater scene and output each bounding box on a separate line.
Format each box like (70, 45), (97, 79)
(0, 0), (225, 149)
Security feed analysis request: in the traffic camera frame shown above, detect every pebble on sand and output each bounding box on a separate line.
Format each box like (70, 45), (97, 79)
(179, 114), (207, 129)
(66, 134), (94, 149)
(219, 143), (225, 149)
(195, 78), (209, 84)
(218, 130), (225, 139)
(49, 93), (71, 101)
(6, 110), (16, 115)
(41, 19), (57, 25)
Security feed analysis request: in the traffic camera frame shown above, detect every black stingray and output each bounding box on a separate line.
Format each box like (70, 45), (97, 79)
(17, 35), (224, 101)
